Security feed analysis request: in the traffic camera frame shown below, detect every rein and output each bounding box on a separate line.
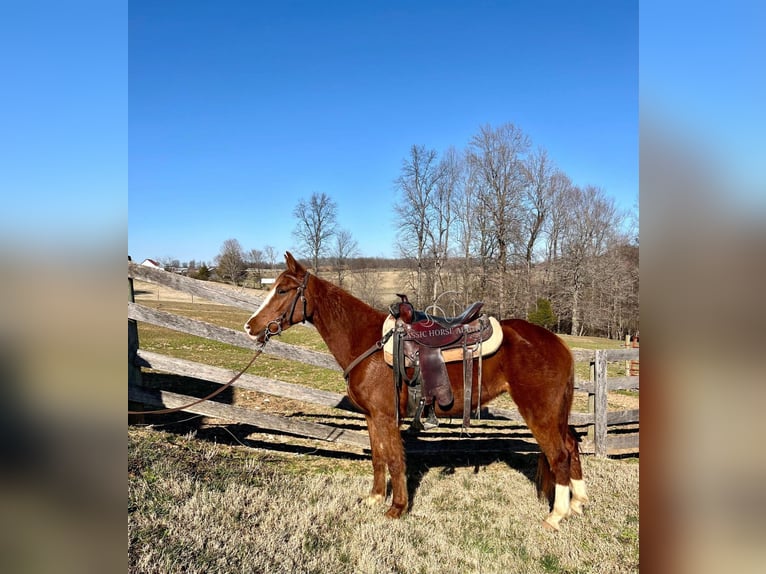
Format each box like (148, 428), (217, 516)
(343, 328), (394, 380)
(127, 277), (310, 416)
(128, 342), (268, 415)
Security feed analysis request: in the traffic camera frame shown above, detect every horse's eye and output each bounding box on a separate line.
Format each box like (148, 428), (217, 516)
(277, 289), (287, 295)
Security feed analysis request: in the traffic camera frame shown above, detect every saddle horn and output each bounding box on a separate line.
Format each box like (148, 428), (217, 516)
(390, 294), (414, 323)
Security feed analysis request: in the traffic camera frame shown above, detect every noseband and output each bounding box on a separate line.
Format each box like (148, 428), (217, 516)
(263, 272), (311, 341)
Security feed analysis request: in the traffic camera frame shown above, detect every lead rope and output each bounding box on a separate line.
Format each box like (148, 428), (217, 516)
(128, 340), (269, 415)
(129, 274), (310, 416)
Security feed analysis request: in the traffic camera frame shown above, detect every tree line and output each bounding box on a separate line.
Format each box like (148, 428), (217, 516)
(390, 123), (638, 339)
(161, 121), (637, 339)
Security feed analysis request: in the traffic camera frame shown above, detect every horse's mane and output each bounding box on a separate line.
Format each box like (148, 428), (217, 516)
(309, 273), (387, 334)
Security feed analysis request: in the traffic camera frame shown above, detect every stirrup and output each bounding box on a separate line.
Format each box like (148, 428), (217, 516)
(423, 405), (439, 430)
(410, 398), (439, 431)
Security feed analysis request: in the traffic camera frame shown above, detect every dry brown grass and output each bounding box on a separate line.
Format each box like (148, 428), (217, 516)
(129, 426), (638, 574)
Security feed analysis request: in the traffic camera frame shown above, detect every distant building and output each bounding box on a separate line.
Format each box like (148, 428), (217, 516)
(140, 258), (161, 269)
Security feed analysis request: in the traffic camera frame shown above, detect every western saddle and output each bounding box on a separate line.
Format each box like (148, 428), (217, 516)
(388, 294), (494, 430)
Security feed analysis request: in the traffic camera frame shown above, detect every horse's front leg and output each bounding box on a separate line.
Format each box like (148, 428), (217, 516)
(365, 413), (408, 517)
(381, 413), (408, 518)
(362, 414), (387, 507)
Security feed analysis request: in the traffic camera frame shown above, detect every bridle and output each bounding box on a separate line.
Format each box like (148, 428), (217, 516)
(260, 271), (311, 341)
(128, 273), (311, 416)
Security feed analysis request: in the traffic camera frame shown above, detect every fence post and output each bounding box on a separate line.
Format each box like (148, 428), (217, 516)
(593, 349), (608, 457)
(128, 257), (144, 418)
(625, 334), (631, 375)
(587, 360), (595, 446)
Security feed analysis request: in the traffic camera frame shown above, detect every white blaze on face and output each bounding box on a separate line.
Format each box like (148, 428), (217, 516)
(244, 285), (278, 337)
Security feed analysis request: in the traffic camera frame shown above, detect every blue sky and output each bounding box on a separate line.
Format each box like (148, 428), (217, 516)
(129, 0), (638, 264)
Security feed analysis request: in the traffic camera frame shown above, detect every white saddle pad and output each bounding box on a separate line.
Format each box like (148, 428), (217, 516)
(381, 315), (503, 366)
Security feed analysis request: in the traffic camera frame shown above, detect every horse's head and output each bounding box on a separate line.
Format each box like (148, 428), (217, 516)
(244, 252), (312, 343)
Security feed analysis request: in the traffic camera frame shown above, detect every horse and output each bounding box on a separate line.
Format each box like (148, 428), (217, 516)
(244, 252), (588, 530)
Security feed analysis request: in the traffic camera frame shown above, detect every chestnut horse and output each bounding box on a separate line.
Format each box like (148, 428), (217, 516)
(245, 252), (588, 530)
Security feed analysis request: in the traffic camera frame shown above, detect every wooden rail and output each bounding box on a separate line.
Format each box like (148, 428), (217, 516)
(128, 260), (638, 457)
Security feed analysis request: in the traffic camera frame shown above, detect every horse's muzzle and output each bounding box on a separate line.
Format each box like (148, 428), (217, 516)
(245, 319), (282, 343)
(244, 320), (262, 341)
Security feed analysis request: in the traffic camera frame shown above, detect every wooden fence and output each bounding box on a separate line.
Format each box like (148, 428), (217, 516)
(128, 260), (638, 457)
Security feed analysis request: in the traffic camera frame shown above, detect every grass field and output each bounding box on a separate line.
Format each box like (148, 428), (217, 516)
(129, 425), (639, 574)
(129, 283), (639, 573)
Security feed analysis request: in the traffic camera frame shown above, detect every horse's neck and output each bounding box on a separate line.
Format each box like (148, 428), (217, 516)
(310, 277), (385, 369)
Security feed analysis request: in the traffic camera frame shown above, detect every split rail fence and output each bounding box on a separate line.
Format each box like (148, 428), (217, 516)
(128, 260), (639, 457)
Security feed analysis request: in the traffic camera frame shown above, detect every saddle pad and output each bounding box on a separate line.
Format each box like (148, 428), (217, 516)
(382, 315), (503, 366)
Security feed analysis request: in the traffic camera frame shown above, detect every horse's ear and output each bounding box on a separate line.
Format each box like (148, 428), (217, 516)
(284, 251), (304, 274)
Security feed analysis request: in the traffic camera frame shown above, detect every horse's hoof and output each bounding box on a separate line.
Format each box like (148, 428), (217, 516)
(362, 494), (384, 507)
(384, 505), (405, 519)
(570, 500), (585, 515)
(542, 518), (560, 531)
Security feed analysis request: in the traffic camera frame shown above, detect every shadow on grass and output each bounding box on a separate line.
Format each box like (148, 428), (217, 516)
(130, 372), (600, 510)
(131, 426), (542, 514)
(400, 430), (540, 510)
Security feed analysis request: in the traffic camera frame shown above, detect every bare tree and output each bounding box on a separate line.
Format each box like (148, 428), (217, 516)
(521, 148), (555, 268)
(246, 248), (264, 268)
(558, 186), (624, 335)
(466, 123), (531, 316)
(382, 124), (638, 336)
(585, 243), (638, 338)
(544, 171), (576, 263)
(330, 228), (358, 287)
(158, 256), (176, 272)
(467, 166), (500, 311)
(263, 245), (277, 272)
(244, 248), (264, 287)
(519, 147), (556, 308)
(350, 266), (383, 309)
(394, 144), (445, 307)
(427, 147), (461, 302)
(215, 238), (246, 285)
(539, 171), (577, 318)
(292, 192), (338, 273)
(453, 163), (478, 306)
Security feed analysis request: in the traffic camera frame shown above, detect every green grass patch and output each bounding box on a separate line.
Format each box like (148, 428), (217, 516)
(137, 321), (343, 394)
(136, 302), (636, 414)
(558, 334), (626, 350)
(138, 300), (250, 331)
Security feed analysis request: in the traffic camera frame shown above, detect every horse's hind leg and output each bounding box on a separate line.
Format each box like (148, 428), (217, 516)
(567, 427), (589, 515)
(541, 443), (573, 531)
(525, 412), (574, 530)
(536, 427), (589, 529)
